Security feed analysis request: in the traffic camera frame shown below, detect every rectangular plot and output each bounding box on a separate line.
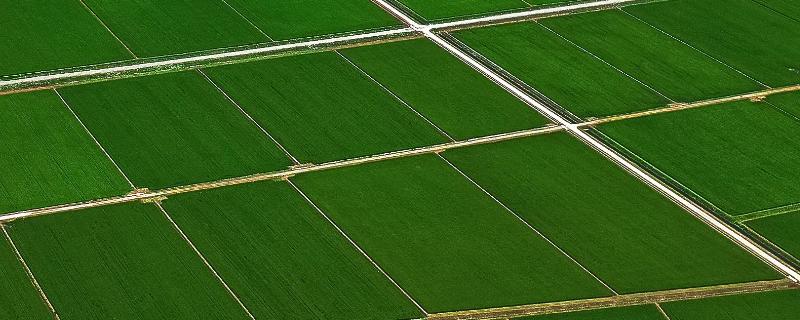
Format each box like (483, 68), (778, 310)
(162, 181), (422, 319)
(341, 38), (549, 139)
(625, 0), (800, 87)
(767, 91), (800, 120)
(58, 72), (291, 189)
(0, 0), (133, 76)
(599, 100), (800, 215)
(747, 212), (800, 262)
(82, 0), (267, 57)
(518, 305), (663, 320)
(455, 22), (668, 119)
(0, 233), (52, 319)
(7, 203), (250, 319)
(541, 10), (764, 102)
(0, 90), (131, 214)
(294, 155), (612, 312)
(662, 289), (800, 319)
(443, 133), (781, 293)
(397, 0), (529, 21)
(0, 0), (133, 77)
(223, 0), (400, 40)
(204, 52), (448, 164)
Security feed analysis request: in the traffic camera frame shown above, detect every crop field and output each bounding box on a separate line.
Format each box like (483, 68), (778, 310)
(0, 91), (130, 213)
(395, 0), (571, 21)
(599, 100), (800, 216)
(769, 91), (800, 119)
(294, 155), (612, 312)
(754, 0), (800, 21)
(625, 0), (800, 87)
(162, 181), (421, 319)
(443, 134), (781, 293)
(202, 51), (448, 164)
(221, 0), (400, 40)
(58, 72), (293, 189)
(2, 0), (800, 319)
(454, 21), (669, 119)
(0, 0), (133, 77)
(340, 39), (549, 139)
(539, 10), (764, 103)
(7, 203), (252, 319)
(515, 289), (800, 319)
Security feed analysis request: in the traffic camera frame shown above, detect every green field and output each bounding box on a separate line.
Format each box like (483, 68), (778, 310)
(0, 0), (133, 77)
(754, 0), (800, 20)
(625, 0), (800, 87)
(396, 0), (570, 21)
(0, 90), (131, 214)
(443, 133), (781, 293)
(663, 289), (800, 319)
(518, 305), (664, 320)
(203, 52), (448, 164)
(600, 100), (800, 216)
(81, 0), (267, 57)
(223, 0), (399, 40)
(747, 212), (800, 261)
(294, 155), (611, 312)
(58, 72), (291, 189)
(768, 91), (800, 120)
(8, 203), (250, 319)
(0, 233), (52, 319)
(161, 181), (421, 319)
(397, 0), (527, 21)
(455, 22), (668, 119)
(341, 39), (549, 139)
(542, 10), (763, 102)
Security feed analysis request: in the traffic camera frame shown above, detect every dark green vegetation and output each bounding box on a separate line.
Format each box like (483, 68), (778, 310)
(625, 0), (800, 87)
(444, 133), (782, 293)
(600, 100), (800, 216)
(754, 0), (800, 21)
(768, 91), (800, 120)
(396, 0), (570, 21)
(747, 212), (800, 262)
(0, 0), (133, 77)
(0, 90), (130, 214)
(82, 0), (266, 57)
(204, 52), (447, 164)
(518, 305), (664, 320)
(455, 22), (668, 118)
(542, 10), (763, 102)
(0, 233), (52, 319)
(397, 0), (528, 21)
(294, 155), (612, 312)
(663, 289), (800, 319)
(59, 72), (291, 189)
(8, 203), (250, 319)
(341, 39), (549, 139)
(162, 181), (421, 319)
(223, 0), (399, 40)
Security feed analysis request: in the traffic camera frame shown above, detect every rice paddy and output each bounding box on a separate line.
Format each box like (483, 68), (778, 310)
(2, 0), (799, 319)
